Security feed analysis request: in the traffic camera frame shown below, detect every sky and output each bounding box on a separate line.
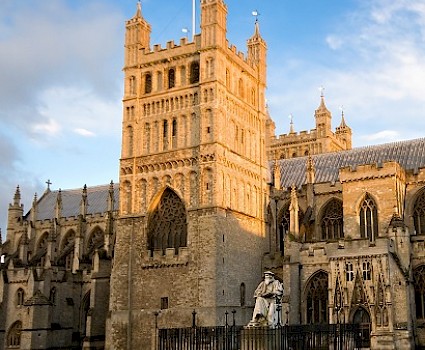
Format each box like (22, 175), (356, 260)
(1, 0), (425, 232)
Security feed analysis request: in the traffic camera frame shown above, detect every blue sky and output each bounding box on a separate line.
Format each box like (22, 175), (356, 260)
(1, 0), (425, 231)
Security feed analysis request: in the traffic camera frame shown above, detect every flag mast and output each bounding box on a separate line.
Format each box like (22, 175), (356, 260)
(192, 0), (196, 41)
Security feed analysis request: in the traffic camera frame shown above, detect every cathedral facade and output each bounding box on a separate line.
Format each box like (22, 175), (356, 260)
(1, 1), (425, 349)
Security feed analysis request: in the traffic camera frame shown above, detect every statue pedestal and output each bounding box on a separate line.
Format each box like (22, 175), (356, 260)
(241, 327), (283, 350)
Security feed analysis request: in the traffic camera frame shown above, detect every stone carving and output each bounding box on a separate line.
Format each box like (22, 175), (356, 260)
(248, 271), (284, 327)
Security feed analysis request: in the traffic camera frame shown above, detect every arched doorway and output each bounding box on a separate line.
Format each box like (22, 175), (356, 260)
(352, 307), (371, 348)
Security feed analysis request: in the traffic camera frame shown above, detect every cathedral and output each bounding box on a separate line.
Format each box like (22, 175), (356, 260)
(1, 1), (425, 349)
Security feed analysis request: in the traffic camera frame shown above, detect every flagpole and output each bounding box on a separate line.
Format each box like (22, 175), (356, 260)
(192, 0), (195, 41)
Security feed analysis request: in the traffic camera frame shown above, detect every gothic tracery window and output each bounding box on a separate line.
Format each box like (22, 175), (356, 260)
(414, 189), (425, 235)
(360, 193), (378, 242)
(321, 199), (343, 240)
(147, 188), (187, 255)
(306, 271), (328, 324)
(7, 321), (22, 348)
(414, 265), (425, 319)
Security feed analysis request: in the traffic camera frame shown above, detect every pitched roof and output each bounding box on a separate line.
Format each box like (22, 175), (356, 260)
(276, 138), (425, 188)
(26, 183), (119, 222)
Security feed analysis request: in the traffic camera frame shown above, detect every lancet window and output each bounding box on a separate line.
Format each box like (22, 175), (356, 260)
(7, 321), (22, 347)
(190, 61), (200, 84)
(16, 288), (25, 307)
(414, 189), (425, 235)
(321, 199), (343, 240)
(414, 265), (425, 319)
(360, 194), (378, 242)
(168, 68), (175, 89)
(86, 227), (104, 259)
(306, 271), (328, 324)
(59, 230), (75, 270)
(147, 188), (187, 255)
(144, 73), (152, 94)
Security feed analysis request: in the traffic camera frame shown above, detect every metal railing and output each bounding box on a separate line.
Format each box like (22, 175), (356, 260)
(158, 323), (362, 350)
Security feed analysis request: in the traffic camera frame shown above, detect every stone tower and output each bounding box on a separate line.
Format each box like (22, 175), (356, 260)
(107, 1), (270, 348)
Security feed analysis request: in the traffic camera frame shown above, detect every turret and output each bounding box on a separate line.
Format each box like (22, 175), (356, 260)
(7, 186), (24, 243)
(247, 19), (267, 84)
(314, 91), (332, 138)
(335, 109), (352, 149)
(124, 1), (151, 68)
(200, 0), (228, 48)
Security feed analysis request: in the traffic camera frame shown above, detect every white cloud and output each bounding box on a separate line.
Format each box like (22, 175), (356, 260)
(74, 128), (96, 137)
(361, 130), (400, 142)
(326, 35), (343, 50)
(31, 118), (61, 137)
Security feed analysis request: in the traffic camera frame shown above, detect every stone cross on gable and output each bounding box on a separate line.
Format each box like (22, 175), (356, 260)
(46, 179), (52, 191)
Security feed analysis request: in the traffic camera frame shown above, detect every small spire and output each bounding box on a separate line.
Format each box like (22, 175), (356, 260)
(32, 193), (38, 207)
(339, 106), (347, 128)
(289, 114), (295, 133)
(13, 186), (21, 206)
(135, 1), (142, 18)
(108, 181), (115, 212)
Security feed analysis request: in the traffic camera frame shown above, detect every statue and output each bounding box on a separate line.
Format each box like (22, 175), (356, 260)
(248, 271), (284, 327)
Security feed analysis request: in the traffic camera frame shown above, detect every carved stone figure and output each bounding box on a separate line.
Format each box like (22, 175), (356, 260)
(248, 271), (284, 327)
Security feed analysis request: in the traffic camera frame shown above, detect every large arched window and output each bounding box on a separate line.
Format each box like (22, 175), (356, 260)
(414, 190), (425, 235)
(414, 265), (425, 320)
(147, 188), (187, 255)
(7, 321), (22, 347)
(321, 199), (343, 240)
(360, 194), (378, 242)
(305, 271), (328, 324)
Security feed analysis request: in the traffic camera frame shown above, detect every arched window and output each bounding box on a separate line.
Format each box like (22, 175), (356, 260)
(50, 287), (56, 305)
(414, 189), (425, 235)
(306, 271), (328, 324)
(180, 65), (186, 86)
(34, 232), (48, 267)
(123, 181), (132, 214)
(414, 265), (425, 320)
(144, 73), (152, 94)
(86, 227), (104, 259)
(240, 283), (246, 306)
(226, 69), (230, 89)
(81, 291), (91, 340)
(172, 119), (178, 148)
(168, 68), (175, 89)
(147, 188), (187, 255)
(321, 199), (343, 240)
(238, 78), (244, 99)
(190, 61), (200, 84)
(352, 307), (371, 348)
(59, 231), (75, 270)
(16, 288), (25, 307)
(360, 193), (378, 242)
(129, 76), (136, 95)
(127, 125), (133, 157)
(7, 321), (22, 347)
(163, 120), (169, 150)
(277, 206), (290, 255)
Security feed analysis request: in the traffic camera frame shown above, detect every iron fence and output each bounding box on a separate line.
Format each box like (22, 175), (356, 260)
(158, 323), (362, 350)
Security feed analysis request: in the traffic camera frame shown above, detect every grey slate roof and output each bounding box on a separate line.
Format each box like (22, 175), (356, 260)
(27, 183), (119, 222)
(276, 138), (425, 188)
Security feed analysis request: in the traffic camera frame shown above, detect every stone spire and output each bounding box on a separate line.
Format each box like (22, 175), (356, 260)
(289, 185), (300, 239)
(107, 181), (115, 212)
(55, 189), (62, 220)
(134, 1), (142, 18)
(13, 186), (21, 206)
(80, 185), (88, 217)
(274, 160), (281, 190)
(315, 88), (332, 137)
(306, 154), (315, 184)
